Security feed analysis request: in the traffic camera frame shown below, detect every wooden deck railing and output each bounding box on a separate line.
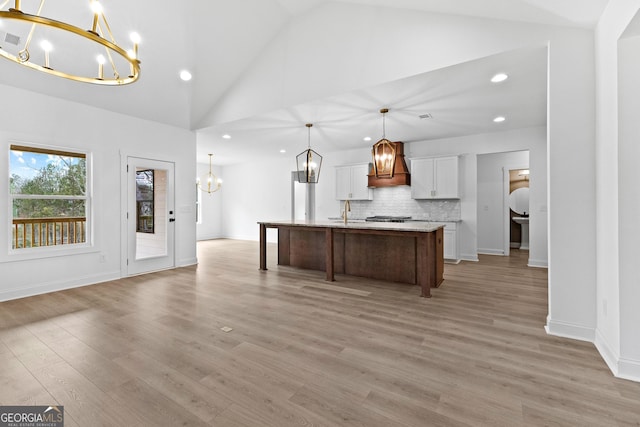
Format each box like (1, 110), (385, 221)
(12, 217), (86, 249)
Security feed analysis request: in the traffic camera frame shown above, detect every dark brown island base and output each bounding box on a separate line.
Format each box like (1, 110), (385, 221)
(258, 220), (444, 297)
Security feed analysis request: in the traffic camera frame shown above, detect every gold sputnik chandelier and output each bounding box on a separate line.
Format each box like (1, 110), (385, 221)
(0, 0), (141, 85)
(198, 154), (222, 194)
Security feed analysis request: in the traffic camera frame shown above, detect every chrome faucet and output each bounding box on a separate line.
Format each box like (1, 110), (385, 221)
(342, 199), (351, 224)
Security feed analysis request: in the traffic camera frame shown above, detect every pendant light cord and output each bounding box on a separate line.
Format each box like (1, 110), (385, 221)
(382, 112), (386, 139)
(305, 123), (313, 149)
(380, 108), (389, 140)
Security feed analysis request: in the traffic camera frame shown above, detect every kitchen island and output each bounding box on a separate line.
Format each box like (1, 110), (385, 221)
(258, 220), (444, 297)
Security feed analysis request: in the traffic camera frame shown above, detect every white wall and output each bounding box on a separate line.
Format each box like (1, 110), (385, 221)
(459, 154), (478, 262)
(477, 151), (529, 255)
(220, 156), (296, 242)
(196, 162), (224, 241)
(617, 33), (640, 380)
(594, 0), (640, 381)
(0, 84), (197, 301)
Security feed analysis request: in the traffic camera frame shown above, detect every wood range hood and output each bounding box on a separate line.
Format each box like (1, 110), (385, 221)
(367, 140), (411, 188)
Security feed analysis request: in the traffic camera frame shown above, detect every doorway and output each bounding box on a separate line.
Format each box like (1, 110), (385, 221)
(126, 157), (175, 275)
(477, 150), (529, 257)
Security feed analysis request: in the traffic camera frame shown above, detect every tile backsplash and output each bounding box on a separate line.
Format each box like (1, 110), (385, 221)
(346, 186), (461, 221)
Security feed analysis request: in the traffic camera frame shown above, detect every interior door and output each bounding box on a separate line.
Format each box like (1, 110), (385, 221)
(127, 157), (175, 275)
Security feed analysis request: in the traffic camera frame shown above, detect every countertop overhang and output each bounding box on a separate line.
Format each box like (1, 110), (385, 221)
(257, 220), (444, 233)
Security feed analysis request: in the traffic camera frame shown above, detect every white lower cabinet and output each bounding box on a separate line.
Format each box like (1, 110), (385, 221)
(434, 222), (459, 262)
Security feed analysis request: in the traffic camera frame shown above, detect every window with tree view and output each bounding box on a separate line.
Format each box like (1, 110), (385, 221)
(10, 145), (89, 250)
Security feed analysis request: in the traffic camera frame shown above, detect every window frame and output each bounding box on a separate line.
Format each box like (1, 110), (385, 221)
(7, 142), (94, 259)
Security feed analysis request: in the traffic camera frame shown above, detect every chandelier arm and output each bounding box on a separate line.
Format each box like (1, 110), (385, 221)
(100, 11), (117, 45)
(96, 21), (120, 78)
(17, 0), (45, 61)
(103, 45), (118, 78)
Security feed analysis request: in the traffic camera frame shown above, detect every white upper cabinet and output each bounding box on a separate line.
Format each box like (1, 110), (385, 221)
(335, 164), (373, 200)
(411, 156), (459, 199)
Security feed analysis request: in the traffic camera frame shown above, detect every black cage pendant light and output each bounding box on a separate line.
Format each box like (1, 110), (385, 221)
(296, 123), (322, 183)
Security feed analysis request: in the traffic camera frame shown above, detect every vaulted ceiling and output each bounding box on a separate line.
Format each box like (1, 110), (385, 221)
(0, 0), (609, 163)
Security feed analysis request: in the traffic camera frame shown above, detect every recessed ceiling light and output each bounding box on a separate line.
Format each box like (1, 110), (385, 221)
(222, 134), (231, 139)
(363, 137), (372, 142)
(493, 116), (506, 123)
(280, 149), (286, 153)
(491, 73), (509, 83)
(179, 70), (192, 81)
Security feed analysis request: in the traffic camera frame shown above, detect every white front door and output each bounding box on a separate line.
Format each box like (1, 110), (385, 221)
(126, 157), (175, 275)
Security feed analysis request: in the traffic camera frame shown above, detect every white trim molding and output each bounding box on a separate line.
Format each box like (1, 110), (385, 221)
(478, 248), (505, 256)
(595, 329), (640, 382)
(460, 254), (479, 262)
(528, 258), (548, 268)
(0, 271), (120, 302)
(545, 316), (596, 342)
(178, 257), (198, 268)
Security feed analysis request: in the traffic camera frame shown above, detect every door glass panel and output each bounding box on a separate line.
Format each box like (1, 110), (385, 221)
(136, 170), (154, 233)
(135, 168), (167, 260)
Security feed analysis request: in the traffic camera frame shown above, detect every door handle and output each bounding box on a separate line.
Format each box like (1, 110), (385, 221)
(169, 218), (175, 222)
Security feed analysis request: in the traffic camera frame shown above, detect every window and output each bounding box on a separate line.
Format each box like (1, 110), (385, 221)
(9, 144), (90, 251)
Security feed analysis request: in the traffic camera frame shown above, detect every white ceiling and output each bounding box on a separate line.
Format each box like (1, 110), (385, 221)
(0, 0), (608, 164)
(198, 46), (548, 165)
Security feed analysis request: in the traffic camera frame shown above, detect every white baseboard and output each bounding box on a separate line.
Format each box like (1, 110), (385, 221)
(618, 357), (640, 382)
(477, 248), (505, 256)
(196, 233), (223, 241)
(177, 257), (198, 267)
(444, 259), (461, 264)
(595, 330), (640, 382)
(595, 329), (619, 375)
(460, 253), (479, 262)
(0, 271), (121, 302)
(545, 316), (595, 342)
(528, 258), (548, 268)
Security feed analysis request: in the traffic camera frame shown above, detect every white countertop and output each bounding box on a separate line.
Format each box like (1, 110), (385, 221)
(327, 217), (462, 223)
(258, 220), (444, 233)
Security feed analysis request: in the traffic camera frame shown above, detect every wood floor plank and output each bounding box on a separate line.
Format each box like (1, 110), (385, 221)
(113, 350), (232, 423)
(0, 241), (639, 426)
(362, 389), (471, 427)
(107, 378), (210, 427)
(29, 361), (146, 426)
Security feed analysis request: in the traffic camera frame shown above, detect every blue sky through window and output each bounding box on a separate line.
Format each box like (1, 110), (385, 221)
(10, 149), (81, 180)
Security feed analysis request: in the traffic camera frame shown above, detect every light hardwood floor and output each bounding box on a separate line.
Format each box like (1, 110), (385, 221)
(1, 240), (640, 426)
